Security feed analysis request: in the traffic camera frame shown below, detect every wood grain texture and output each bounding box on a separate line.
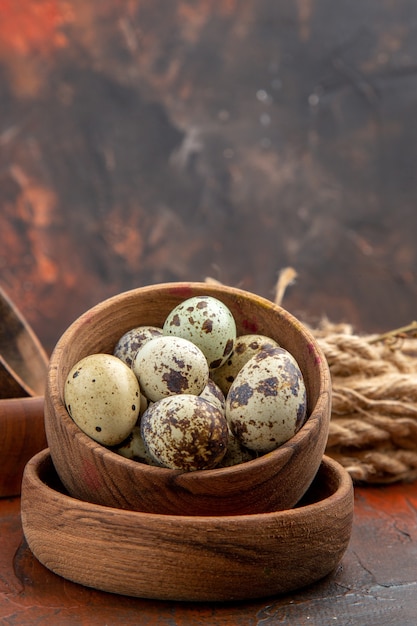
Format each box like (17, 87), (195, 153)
(20, 449), (353, 602)
(2, 478), (417, 623)
(44, 282), (331, 516)
(0, 396), (46, 497)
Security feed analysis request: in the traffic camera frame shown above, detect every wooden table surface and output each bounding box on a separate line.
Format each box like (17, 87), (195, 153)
(1, 478), (417, 625)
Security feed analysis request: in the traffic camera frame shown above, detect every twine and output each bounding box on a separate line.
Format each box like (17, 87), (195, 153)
(274, 268), (417, 485)
(206, 270), (417, 484)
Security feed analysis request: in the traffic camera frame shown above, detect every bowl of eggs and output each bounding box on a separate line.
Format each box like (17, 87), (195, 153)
(22, 281), (354, 601)
(42, 281), (332, 516)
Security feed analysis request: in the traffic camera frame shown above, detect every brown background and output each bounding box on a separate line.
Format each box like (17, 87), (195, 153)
(1, 0), (416, 354)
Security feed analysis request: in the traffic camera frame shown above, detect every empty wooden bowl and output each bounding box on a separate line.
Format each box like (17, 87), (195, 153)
(21, 449), (353, 602)
(44, 282), (331, 516)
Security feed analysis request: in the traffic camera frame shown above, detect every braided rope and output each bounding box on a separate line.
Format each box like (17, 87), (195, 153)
(274, 269), (417, 484)
(206, 271), (417, 484)
(314, 322), (417, 483)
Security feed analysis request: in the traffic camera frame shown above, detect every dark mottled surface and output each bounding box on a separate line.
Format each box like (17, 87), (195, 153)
(0, 1), (416, 355)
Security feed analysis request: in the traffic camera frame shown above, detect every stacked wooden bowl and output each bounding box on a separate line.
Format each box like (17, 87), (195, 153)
(0, 287), (48, 497)
(21, 282), (354, 601)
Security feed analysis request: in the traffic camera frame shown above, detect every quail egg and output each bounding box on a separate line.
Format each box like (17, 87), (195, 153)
(163, 295), (236, 370)
(112, 425), (161, 466)
(113, 325), (163, 367)
(141, 394), (229, 471)
(211, 334), (280, 396)
(225, 345), (307, 452)
(218, 428), (258, 467)
(64, 353), (140, 446)
(199, 378), (226, 413)
(132, 335), (209, 402)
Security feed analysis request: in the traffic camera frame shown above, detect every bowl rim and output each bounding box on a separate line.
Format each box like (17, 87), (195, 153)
(46, 281), (331, 479)
(24, 448), (352, 523)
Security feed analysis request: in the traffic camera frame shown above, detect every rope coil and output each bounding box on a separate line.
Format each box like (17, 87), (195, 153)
(274, 268), (417, 484)
(207, 270), (417, 484)
(314, 321), (417, 483)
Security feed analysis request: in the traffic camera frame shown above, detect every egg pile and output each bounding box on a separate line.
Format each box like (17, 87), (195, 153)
(64, 295), (308, 472)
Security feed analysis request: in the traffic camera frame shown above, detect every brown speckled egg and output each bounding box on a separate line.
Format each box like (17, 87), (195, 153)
(112, 426), (160, 466)
(132, 335), (209, 402)
(218, 429), (258, 467)
(140, 394), (229, 471)
(113, 325), (163, 368)
(64, 353), (140, 446)
(225, 346), (307, 453)
(199, 378), (226, 413)
(163, 295), (236, 370)
(211, 334), (280, 396)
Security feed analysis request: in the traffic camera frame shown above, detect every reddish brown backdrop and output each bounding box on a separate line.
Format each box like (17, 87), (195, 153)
(1, 0), (416, 354)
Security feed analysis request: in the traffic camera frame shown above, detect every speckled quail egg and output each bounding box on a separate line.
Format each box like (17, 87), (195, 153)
(225, 345), (307, 453)
(163, 295), (236, 370)
(211, 334), (280, 396)
(199, 378), (226, 413)
(218, 428), (258, 467)
(64, 353), (140, 446)
(112, 426), (161, 466)
(113, 325), (163, 367)
(141, 394), (229, 471)
(132, 335), (209, 402)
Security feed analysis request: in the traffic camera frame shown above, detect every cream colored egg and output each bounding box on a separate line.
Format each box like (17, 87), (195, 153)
(211, 334), (280, 396)
(132, 335), (209, 402)
(163, 295), (236, 370)
(64, 353), (140, 446)
(113, 325), (163, 368)
(140, 394), (229, 471)
(225, 346), (307, 452)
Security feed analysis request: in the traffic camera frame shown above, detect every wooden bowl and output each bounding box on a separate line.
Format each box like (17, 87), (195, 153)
(44, 282), (331, 516)
(0, 286), (49, 497)
(0, 285), (49, 398)
(21, 449), (353, 602)
(0, 396), (47, 497)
